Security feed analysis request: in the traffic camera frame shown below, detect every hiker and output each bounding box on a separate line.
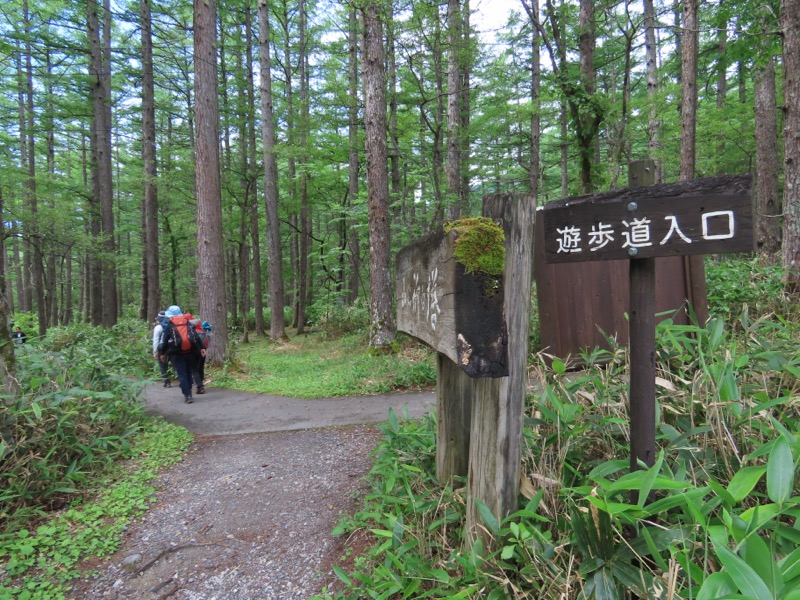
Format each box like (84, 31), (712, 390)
(159, 305), (205, 404)
(152, 310), (171, 387)
(184, 312), (210, 395)
(11, 327), (26, 345)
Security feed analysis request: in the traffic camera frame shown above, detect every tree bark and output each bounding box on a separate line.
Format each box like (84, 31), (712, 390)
(782, 0), (800, 290)
(88, 0), (117, 328)
(23, 0), (46, 335)
(362, 1), (395, 348)
(679, 0), (698, 180)
(141, 0), (160, 320)
(754, 7), (781, 257)
(643, 0), (661, 181)
(245, 0), (266, 336)
(258, 0), (287, 340)
(297, 0), (309, 334)
(347, 5), (361, 305)
(445, 0), (462, 219)
(194, 0), (229, 363)
(679, 0), (708, 324)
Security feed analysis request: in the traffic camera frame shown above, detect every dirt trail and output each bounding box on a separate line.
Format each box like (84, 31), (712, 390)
(66, 385), (436, 599)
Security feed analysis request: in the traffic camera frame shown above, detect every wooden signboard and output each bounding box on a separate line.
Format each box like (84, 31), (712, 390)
(543, 176), (754, 263)
(396, 230), (508, 378)
(541, 169), (753, 489)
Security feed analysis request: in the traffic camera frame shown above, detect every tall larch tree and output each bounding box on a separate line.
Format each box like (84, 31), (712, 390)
(194, 0), (229, 362)
(782, 0), (800, 290)
(362, 0), (395, 348)
(679, 0), (708, 324)
(347, 4), (361, 305)
(445, 0), (463, 219)
(141, 0), (160, 320)
(754, 5), (781, 256)
(258, 0), (286, 341)
(88, 0), (117, 327)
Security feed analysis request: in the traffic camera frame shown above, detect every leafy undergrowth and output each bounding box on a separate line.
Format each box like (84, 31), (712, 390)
(211, 331), (436, 397)
(316, 263), (800, 599)
(1, 318), (193, 599)
(0, 420), (192, 599)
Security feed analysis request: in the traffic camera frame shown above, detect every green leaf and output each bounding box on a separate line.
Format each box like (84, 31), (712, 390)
(727, 466), (767, 503)
(767, 437), (795, 506)
(552, 358), (566, 374)
(332, 565), (352, 586)
(475, 499), (500, 536)
(501, 545), (515, 560)
(696, 572), (737, 600)
(31, 402), (42, 419)
(741, 534), (782, 596)
(713, 539), (773, 600)
(779, 546), (800, 581)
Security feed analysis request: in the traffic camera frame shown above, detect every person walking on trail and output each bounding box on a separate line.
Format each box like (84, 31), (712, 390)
(159, 305), (205, 404)
(184, 312), (207, 395)
(152, 310), (171, 387)
(11, 327), (27, 345)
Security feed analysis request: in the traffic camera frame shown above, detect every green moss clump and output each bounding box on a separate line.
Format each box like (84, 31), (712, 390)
(444, 217), (505, 277)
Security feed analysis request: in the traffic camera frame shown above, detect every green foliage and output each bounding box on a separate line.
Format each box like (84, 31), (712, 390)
(0, 348), (153, 521)
(0, 420), (192, 599)
(319, 259), (800, 599)
(213, 331), (436, 397)
(444, 217), (506, 277)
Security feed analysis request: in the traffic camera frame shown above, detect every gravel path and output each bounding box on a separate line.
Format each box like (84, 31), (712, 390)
(65, 385), (436, 599)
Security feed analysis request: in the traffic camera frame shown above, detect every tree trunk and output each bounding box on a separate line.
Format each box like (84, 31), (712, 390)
(522, 0), (541, 196)
(782, 0), (800, 290)
(347, 6), (361, 305)
(643, 0), (661, 181)
(297, 0), (309, 335)
(258, 0), (286, 341)
(577, 0), (596, 193)
(679, 0), (698, 181)
(194, 0), (229, 363)
(679, 0), (708, 324)
(0, 188), (17, 396)
(24, 0), (46, 335)
(754, 8), (781, 257)
(141, 0), (160, 320)
(445, 0), (462, 219)
(245, 0), (265, 336)
(362, 1), (395, 348)
(88, 0), (117, 328)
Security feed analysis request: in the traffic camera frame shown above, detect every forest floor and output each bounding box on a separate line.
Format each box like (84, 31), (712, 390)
(65, 383), (436, 599)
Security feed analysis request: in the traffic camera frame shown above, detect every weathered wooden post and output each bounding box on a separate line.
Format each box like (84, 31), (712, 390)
(465, 194), (535, 544)
(396, 193), (535, 543)
(628, 160), (657, 475)
(541, 173), (753, 489)
(396, 226), (509, 484)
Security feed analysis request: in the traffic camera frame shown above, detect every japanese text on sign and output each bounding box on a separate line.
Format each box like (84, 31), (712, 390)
(555, 210), (735, 255)
(541, 192), (753, 263)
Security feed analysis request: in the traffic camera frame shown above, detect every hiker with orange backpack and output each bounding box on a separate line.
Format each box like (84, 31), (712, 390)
(158, 305), (205, 404)
(185, 313), (212, 395)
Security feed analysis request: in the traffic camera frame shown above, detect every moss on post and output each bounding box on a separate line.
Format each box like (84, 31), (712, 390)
(444, 217), (506, 277)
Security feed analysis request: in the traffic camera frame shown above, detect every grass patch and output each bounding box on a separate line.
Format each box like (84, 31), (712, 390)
(212, 331), (436, 397)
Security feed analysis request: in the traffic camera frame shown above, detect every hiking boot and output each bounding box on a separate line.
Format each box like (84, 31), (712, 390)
(184, 396), (193, 404)
(196, 386), (205, 394)
(163, 379), (171, 388)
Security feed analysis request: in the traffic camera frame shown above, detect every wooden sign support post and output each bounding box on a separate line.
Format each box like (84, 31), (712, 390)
(541, 169), (753, 492)
(397, 193), (535, 546)
(627, 161), (657, 488)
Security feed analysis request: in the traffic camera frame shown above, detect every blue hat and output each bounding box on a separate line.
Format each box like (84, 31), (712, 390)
(165, 305), (182, 317)
(202, 321), (212, 330)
